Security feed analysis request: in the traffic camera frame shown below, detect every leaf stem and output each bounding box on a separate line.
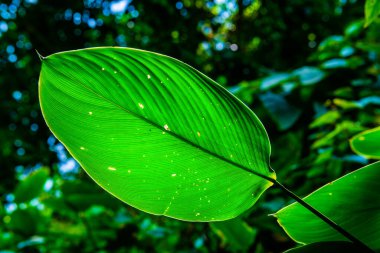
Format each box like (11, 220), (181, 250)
(272, 180), (374, 253)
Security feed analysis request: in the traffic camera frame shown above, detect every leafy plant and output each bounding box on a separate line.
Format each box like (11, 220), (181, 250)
(365, 0), (380, 27)
(38, 47), (379, 252)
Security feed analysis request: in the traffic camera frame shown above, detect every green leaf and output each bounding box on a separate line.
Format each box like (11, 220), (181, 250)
(260, 73), (291, 90)
(61, 181), (122, 210)
(7, 208), (41, 236)
(210, 217), (257, 251)
(13, 167), (49, 203)
(274, 162), (380, 250)
(365, 0), (380, 27)
(321, 58), (348, 69)
(292, 66), (325, 86)
(284, 241), (361, 253)
(310, 111), (340, 129)
(344, 20), (364, 38)
(332, 98), (360, 110)
(350, 127), (380, 159)
(311, 121), (364, 149)
(259, 92), (301, 131)
(38, 47), (275, 222)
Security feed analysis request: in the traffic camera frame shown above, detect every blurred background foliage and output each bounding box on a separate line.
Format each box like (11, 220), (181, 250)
(0, 0), (379, 252)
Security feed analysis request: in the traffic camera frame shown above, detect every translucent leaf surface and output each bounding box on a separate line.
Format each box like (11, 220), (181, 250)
(350, 127), (380, 159)
(365, 0), (380, 27)
(275, 162), (380, 250)
(38, 47), (275, 221)
(284, 241), (361, 253)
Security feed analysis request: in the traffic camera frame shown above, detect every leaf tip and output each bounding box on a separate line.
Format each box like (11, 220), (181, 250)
(35, 49), (46, 61)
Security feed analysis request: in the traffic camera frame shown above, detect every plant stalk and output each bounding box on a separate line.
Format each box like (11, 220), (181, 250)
(272, 180), (374, 253)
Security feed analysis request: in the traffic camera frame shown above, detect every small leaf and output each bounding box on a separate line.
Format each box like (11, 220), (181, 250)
(344, 20), (364, 38)
(365, 0), (380, 27)
(333, 98), (360, 110)
(38, 47), (275, 221)
(260, 73), (291, 90)
(292, 66), (325, 86)
(259, 92), (301, 131)
(274, 162), (380, 250)
(321, 58), (348, 69)
(310, 110), (340, 129)
(284, 241), (361, 253)
(210, 217), (257, 251)
(14, 167), (49, 203)
(350, 126), (380, 159)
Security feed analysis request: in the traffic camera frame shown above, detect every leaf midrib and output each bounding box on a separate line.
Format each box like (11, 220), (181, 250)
(44, 57), (275, 184)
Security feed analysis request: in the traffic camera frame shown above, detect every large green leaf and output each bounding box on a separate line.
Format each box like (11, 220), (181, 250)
(284, 241), (361, 253)
(274, 162), (380, 250)
(38, 47), (275, 221)
(365, 0), (380, 27)
(350, 127), (380, 159)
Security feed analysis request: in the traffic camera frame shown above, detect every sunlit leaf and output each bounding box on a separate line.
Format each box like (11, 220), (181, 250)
(38, 47), (275, 221)
(284, 241), (361, 253)
(311, 121), (364, 149)
(274, 162), (380, 250)
(350, 126), (380, 159)
(333, 98), (360, 110)
(310, 110), (340, 128)
(365, 0), (380, 27)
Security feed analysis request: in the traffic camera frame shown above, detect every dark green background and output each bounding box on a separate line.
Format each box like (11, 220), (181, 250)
(1, 0), (379, 252)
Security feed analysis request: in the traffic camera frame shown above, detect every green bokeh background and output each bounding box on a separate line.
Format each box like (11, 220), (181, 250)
(0, 0), (379, 252)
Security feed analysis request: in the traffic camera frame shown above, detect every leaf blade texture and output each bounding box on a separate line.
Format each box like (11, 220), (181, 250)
(38, 47), (275, 221)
